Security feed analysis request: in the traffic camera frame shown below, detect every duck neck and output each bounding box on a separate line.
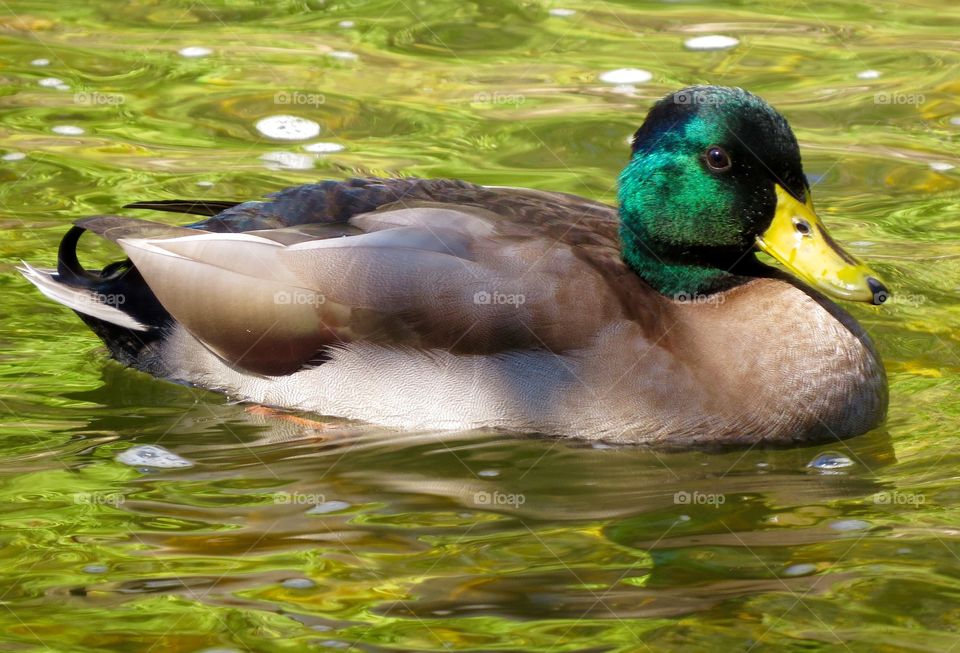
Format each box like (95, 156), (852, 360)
(618, 220), (765, 299)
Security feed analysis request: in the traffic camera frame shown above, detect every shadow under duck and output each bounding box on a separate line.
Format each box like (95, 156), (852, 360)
(20, 86), (890, 446)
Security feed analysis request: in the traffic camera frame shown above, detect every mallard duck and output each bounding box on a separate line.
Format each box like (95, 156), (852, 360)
(20, 86), (889, 446)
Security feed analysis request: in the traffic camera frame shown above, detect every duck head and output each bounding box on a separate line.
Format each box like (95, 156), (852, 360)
(618, 85), (888, 305)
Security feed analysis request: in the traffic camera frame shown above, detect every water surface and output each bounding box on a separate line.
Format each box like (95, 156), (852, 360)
(1, 1), (959, 651)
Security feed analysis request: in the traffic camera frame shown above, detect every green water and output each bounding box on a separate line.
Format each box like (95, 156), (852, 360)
(1, 0), (959, 651)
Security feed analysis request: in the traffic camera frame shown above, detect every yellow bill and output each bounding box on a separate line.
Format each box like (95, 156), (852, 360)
(756, 185), (889, 305)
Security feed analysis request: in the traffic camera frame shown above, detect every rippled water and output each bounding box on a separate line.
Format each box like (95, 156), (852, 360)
(1, 1), (959, 651)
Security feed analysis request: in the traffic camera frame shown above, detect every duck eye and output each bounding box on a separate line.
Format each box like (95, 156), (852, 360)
(705, 146), (731, 172)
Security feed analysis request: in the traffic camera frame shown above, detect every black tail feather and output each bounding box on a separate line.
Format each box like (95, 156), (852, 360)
(57, 225), (103, 288)
(54, 224), (172, 366)
(123, 199), (242, 216)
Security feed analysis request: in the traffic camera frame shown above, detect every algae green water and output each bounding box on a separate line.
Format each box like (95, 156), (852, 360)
(1, 1), (959, 651)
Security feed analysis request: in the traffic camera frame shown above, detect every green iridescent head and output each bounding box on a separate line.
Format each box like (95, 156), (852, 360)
(618, 85), (888, 304)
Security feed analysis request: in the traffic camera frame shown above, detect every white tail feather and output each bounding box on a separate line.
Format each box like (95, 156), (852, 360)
(17, 262), (149, 331)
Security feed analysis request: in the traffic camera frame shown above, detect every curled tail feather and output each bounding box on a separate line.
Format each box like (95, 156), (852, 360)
(19, 223), (171, 365)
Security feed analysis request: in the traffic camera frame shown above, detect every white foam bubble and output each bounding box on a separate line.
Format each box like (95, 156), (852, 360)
(684, 35), (739, 51)
(328, 51), (359, 61)
(116, 444), (194, 469)
(255, 115), (321, 141)
(610, 84), (637, 96)
(260, 151), (316, 170)
(782, 563), (817, 577)
(38, 77), (66, 88)
(2, 152), (26, 161)
(30, 58), (50, 66)
(179, 46), (213, 58)
(303, 142), (344, 153)
(52, 125), (85, 136)
(856, 69), (881, 80)
(830, 519), (870, 532)
(807, 451), (854, 471)
(338, 20), (355, 28)
(307, 500), (351, 514)
(599, 68), (652, 84)
(549, 8), (576, 16)
(929, 161), (954, 172)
